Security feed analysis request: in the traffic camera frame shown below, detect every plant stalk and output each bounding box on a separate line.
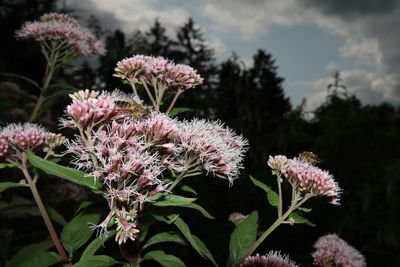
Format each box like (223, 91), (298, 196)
(20, 162), (70, 263)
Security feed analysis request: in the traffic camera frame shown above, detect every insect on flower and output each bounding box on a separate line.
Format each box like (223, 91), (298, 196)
(117, 98), (151, 120)
(299, 151), (321, 165)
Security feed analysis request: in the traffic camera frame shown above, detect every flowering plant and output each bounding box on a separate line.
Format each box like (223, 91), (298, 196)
(0, 12), (366, 267)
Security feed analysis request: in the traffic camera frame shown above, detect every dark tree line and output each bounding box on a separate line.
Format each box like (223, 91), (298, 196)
(0, 1), (399, 266)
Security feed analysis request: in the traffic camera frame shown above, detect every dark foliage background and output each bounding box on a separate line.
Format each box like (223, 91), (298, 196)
(1, 0), (399, 266)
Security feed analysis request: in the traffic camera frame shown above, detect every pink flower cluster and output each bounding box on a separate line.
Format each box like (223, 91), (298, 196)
(114, 55), (203, 90)
(270, 156), (341, 204)
(64, 89), (248, 243)
(240, 251), (298, 267)
(178, 119), (248, 183)
(64, 90), (116, 128)
(16, 12), (105, 56)
(0, 123), (65, 163)
(312, 234), (366, 267)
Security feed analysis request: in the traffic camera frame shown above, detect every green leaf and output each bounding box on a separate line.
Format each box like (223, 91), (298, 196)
(81, 230), (115, 260)
(73, 255), (119, 267)
(27, 150), (102, 194)
(191, 235), (218, 267)
(152, 213), (179, 224)
(289, 211), (316, 227)
(178, 202), (214, 219)
(297, 207), (312, 212)
(151, 194), (213, 218)
(173, 217), (217, 266)
(180, 185), (198, 196)
(0, 163), (17, 169)
(5, 240), (57, 267)
(1, 72), (41, 91)
(74, 200), (95, 215)
(61, 213), (100, 255)
(168, 107), (193, 117)
(143, 232), (187, 250)
(0, 182), (24, 193)
(46, 207), (67, 226)
(229, 211), (258, 266)
(143, 250), (186, 267)
(152, 194), (196, 206)
(249, 175), (279, 207)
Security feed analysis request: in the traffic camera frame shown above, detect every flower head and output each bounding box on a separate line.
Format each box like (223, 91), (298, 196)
(280, 157), (341, 204)
(178, 119), (248, 183)
(114, 55), (203, 91)
(312, 234), (366, 267)
(267, 155), (289, 173)
(16, 12), (105, 56)
(240, 251), (298, 267)
(63, 90), (116, 128)
(0, 123), (65, 163)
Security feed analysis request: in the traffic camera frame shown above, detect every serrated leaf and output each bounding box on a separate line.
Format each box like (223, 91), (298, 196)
(249, 175), (279, 207)
(27, 150), (102, 194)
(173, 217), (217, 266)
(5, 240), (55, 267)
(143, 231), (187, 250)
(229, 211), (258, 266)
(73, 255), (119, 267)
(143, 250), (186, 267)
(168, 107), (193, 117)
(61, 214), (100, 255)
(289, 211), (316, 227)
(80, 230), (115, 260)
(0, 182), (24, 193)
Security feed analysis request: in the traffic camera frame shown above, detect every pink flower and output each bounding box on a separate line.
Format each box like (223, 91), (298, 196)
(0, 123), (64, 162)
(16, 12), (105, 56)
(114, 55), (203, 91)
(312, 234), (366, 267)
(267, 155), (289, 173)
(240, 251), (298, 267)
(178, 119), (248, 182)
(63, 90), (117, 128)
(280, 158), (341, 204)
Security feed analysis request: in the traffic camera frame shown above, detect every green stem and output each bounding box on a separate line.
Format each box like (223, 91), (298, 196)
(29, 43), (58, 122)
(241, 192), (312, 262)
(20, 162), (70, 263)
(277, 174), (283, 217)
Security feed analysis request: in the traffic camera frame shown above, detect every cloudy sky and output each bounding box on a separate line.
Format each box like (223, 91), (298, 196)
(66, 0), (400, 110)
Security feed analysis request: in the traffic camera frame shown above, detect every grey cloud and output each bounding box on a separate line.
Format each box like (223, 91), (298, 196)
(300, 0), (400, 18)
